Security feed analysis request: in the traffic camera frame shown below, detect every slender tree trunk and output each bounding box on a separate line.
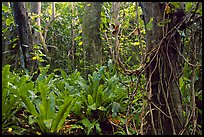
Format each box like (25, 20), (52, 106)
(82, 2), (103, 76)
(140, 2), (185, 135)
(30, 2), (41, 43)
(70, 2), (76, 70)
(30, 2), (50, 60)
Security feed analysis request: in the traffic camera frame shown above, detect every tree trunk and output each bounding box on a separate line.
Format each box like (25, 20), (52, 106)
(82, 2), (103, 76)
(11, 2), (34, 71)
(30, 2), (41, 43)
(30, 2), (50, 60)
(140, 2), (185, 135)
(70, 2), (76, 70)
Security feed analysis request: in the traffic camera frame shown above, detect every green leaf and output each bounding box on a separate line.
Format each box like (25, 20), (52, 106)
(171, 2), (181, 9)
(81, 118), (91, 127)
(97, 106), (106, 111)
(158, 19), (171, 26)
(51, 96), (76, 132)
(95, 123), (102, 133)
(36, 117), (49, 132)
(79, 41), (83, 46)
(60, 68), (67, 79)
(2, 27), (8, 33)
(80, 118), (92, 134)
(28, 115), (36, 125)
(2, 5), (9, 12)
(146, 56), (150, 63)
(36, 65), (50, 82)
(73, 101), (82, 116)
(74, 36), (82, 41)
(34, 26), (43, 32)
(6, 18), (14, 26)
(89, 103), (96, 110)
(87, 94), (93, 105)
(133, 42), (140, 46)
(43, 119), (53, 129)
(179, 77), (184, 90)
(96, 85), (104, 106)
(146, 17), (154, 31)
(18, 92), (38, 116)
(186, 2), (193, 12)
(39, 104), (46, 119)
(112, 102), (120, 118)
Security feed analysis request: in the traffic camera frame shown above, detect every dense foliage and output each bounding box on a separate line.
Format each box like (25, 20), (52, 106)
(2, 2), (202, 135)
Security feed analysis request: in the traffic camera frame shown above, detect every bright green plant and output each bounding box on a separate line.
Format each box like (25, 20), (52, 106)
(80, 118), (101, 135)
(2, 65), (22, 134)
(71, 63), (128, 134)
(2, 65), (77, 134)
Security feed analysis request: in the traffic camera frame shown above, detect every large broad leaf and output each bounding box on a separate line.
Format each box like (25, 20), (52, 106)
(81, 118), (91, 129)
(48, 91), (56, 119)
(96, 85), (105, 107)
(73, 101), (82, 116)
(80, 118), (94, 134)
(18, 90), (38, 116)
(92, 71), (101, 94)
(51, 95), (77, 132)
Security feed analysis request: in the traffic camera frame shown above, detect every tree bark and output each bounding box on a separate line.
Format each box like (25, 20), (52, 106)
(82, 2), (103, 76)
(30, 2), (50, 60)
(70, 2), (76, 70)
(11, 2), (34, 71)
(140, 2), (185, 135)
(30, 2), (41, 43)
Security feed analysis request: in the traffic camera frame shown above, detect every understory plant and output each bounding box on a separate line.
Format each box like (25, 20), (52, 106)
(2, 63), (129, 135)
(2, 65), (77, 134)
(70, 64), (129, 134)
(2, 65), (22, 134)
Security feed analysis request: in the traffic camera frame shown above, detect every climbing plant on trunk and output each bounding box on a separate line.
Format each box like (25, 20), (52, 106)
(139, 2), (186, 135)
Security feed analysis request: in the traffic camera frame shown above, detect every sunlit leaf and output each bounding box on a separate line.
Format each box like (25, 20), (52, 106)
(179, 77), (184, 90)
(2, 28), (8, 33)
(32, 56), (38, 60)
(87, 94), (93, 105)
(133, 41), (140, 46)
(79, 41), (83, 46)
(186, 2), (193, 12)
(6, 18), (14, 26)
(43, 119), (53, 129)
(171, 2), (181, 9)
(97, 106), (106, 111)
(89, 103), (96, 110)
(146, 17), (154, 31)
(2, 5), (9, 12)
